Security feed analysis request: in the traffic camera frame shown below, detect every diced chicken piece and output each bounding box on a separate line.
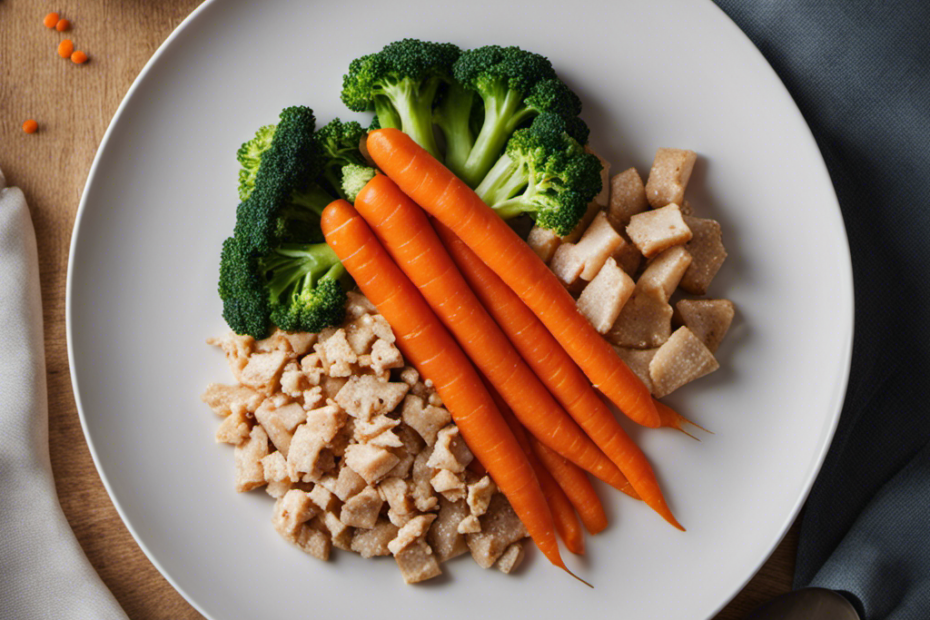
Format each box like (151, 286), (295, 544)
(302, 386), (324, 410)
(394, 540), (442, 584)
(626, 204), (692, 258)
(207, 332), (254, 383)
(577, 257), (635, 334)
(239, 350), (288, 393)
(427, 426), (473, 473)
(575, 211), (624, 281)
(353, 414), (400, 443)
(411, 448), (438, 513)
(369, 339), (404, 374)
(262, 451), (290, 484)
(466, 494), (529, 569)
(299, 353), (326, 386)
(561, 201), (601, 244)
(340, 486), (384, 529)
(388, 508), (419, 528)
(335, 375), (409, 422)
(431, 469), (466, 502)
(612, 232), (643, 276)
(346, 290), (377, 319)
(644, 148), (697, 209)
(649, 327), (720, 398)
(279, 362), (308, 398)
(308, 484), (338, 513)
(466, 476), (497, 517)
(401, 395), (452, 446)
(388, 514), (437, 555)
(320, 376), (349, 400)
(369, 315), (395, 343)
(399, 366), (419, 387)
(272, 489), (318, 539)
(680, 216), (727, 295)
(344, 443), (401, 485)
(255, 399), (306, 457)
(607, 288), (673, 349)
(458, 515), (481, 534)
(608, 167), (649, 229)
(428, 497), (470, 562)
(379, 477), (414, 516)
(351, 519), (399, 558)
(234, 425), (269, 492)
(612, 346), (659, 393)
(215, 408), (251, 445)
(345, 315), (377, 356)
(674, 299), (735, 353)
(286, 405), (346, 481)
(289, 522), (331, 561)
(280, 331), (317, 357)
(639, 246), (693, 302)
(585, 146), (611, 207)
(200, 383), (263, 418)
(320, 329), (357, 377)
(527, 225), (561, 263)
(368, 430), (403, 449)
(496, 541), (525, 574)
(322, 511), (354, 551)
(265, 480), (292, 499)
(331, 461), (367, 502)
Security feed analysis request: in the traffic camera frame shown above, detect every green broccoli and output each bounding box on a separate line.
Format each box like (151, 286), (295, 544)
(313, 118), (368, 199)
(236, 124), (276, 201)
(473, 113), (602, 236)
(341, 38), (460, 159)
(341, 164), (377, 202)
(444, 46), (587, 187)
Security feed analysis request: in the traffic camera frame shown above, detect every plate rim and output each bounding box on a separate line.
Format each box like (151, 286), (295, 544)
(65, 1), (855, 617)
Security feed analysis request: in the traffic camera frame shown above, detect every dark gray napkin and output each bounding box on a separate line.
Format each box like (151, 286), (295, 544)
(711, 2), (930, 618)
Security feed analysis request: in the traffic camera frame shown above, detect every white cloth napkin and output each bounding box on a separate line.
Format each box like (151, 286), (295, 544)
(0, 168), (129, 620)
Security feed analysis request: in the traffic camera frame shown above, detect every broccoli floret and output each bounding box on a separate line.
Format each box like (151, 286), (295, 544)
(341, 164), (377, 202)
(313, 119), (368, 199)
(341, 39), (460, 159)
(237, 124), (276, 200)
(446, 46), (589, 187)
(473, 114), (602, 236)
(219, 235), (346, 338)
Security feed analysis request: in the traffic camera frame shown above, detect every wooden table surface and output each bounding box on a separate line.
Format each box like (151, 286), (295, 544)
(0, 1), (797, 617)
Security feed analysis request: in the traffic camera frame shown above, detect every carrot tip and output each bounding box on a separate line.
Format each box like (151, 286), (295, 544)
(564, 567), (594, 589)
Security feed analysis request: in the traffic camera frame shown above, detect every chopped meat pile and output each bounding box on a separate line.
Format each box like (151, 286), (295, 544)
(202, 292), (526, 583)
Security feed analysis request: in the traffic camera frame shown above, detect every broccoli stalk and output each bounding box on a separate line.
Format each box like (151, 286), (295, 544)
(433, 80), (478, 177)
(341, 39), (460, 159)
(474, 114), (602, 236)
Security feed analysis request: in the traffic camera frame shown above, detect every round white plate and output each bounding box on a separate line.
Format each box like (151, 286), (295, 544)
(67, 0), (853, 618)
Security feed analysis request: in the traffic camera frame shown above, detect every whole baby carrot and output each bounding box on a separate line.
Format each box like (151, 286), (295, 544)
(366, 128), (660, 428)
(353, 174), (631, 492)
(320, 199), (580, 580)
(532, 439), (608, 535)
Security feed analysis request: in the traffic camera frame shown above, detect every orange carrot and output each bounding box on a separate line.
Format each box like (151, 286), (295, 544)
(22, 120), (39, 134)
(436, 226), (683, 530)
(44, 12), (60, 28)
(533, 440), (607, 535)
(486, 381), (585, 555)
(367, 128), (660, 428)
(55, 18), (71, 32)
(58, 39), (74, 59)
(70, 50), (88, 64)
(320, 199), (577, 578)
(354, 174), (631, 492)
(655, 399), (711, 440)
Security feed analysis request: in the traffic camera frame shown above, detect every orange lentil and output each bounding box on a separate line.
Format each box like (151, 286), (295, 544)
(23, 120), (39, 134)
(55, 19), (71, 32)
(58, 39), (74, 58)
(71, 50), (88, 65)
(43, 12), (60, 28)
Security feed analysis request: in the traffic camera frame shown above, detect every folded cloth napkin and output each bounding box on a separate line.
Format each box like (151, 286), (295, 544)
(0, 168), (128, 619)
(713, 2), (930, 619)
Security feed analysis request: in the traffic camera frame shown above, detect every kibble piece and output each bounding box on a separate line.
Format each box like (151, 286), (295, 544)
(200, 383), (262, 418)
(255, 400), (306, 457)
(626, 204), (693, 258)
(400, 395), (452, 446)
(612, 346), (659, 394)
(679, 216), (727, 295)
(585, 146), (611, 207)
(335, 374), (408, 421)
(577, 257), (635, 334)
(344, 443), (400, 485)
(321, 329), (357, 377)
(548, 242), (584, 286)
(574, 212), (624, 281)
(457, 515), (481, 534)
(644, 148), (697, 209)
(607, 288), (673, 349)
(496, 541), (525, 574)
(234, 425), (270, 492)
(427, 426), (473, 473)
(428, 497), (470, 562)
(351, 519), (399, 558)
(286, 405), (345, 481)
(345, 291), (377, 319)
(369, 339), (404, 374)
(388, 514), (437, 555)
(272, 489), (317, 539)
(608, 168), (649, 229)
(394, 540), (442, 584)
(379, 477), (414, 516)
(292, 523), (331, 561)
(411, 449), (438, 512)
(215, 408), (251, 445)
(638, 246), (693, 302)
(466, 475), (497, 517)
(340, 486), (384, 529)
(674, 299), (735, 353)
(345, 315), (377, 355)
(331, 462), (367, 501)
(430, 469), (466, 502)
(527, 225), (561, 263)
(238, 350), (288, 393)
(322, 512), (354, 551)
(308, 484), (338, 513)
(466, 494), (529, 569)
(649, 327), (720, 398)
(261, 451), (290, 484)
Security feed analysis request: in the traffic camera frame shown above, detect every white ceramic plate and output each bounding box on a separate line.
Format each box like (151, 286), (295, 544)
(67, 0), (853, 618)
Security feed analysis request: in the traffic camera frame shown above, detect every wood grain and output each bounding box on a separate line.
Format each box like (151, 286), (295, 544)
(0, 1), (796, 617)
